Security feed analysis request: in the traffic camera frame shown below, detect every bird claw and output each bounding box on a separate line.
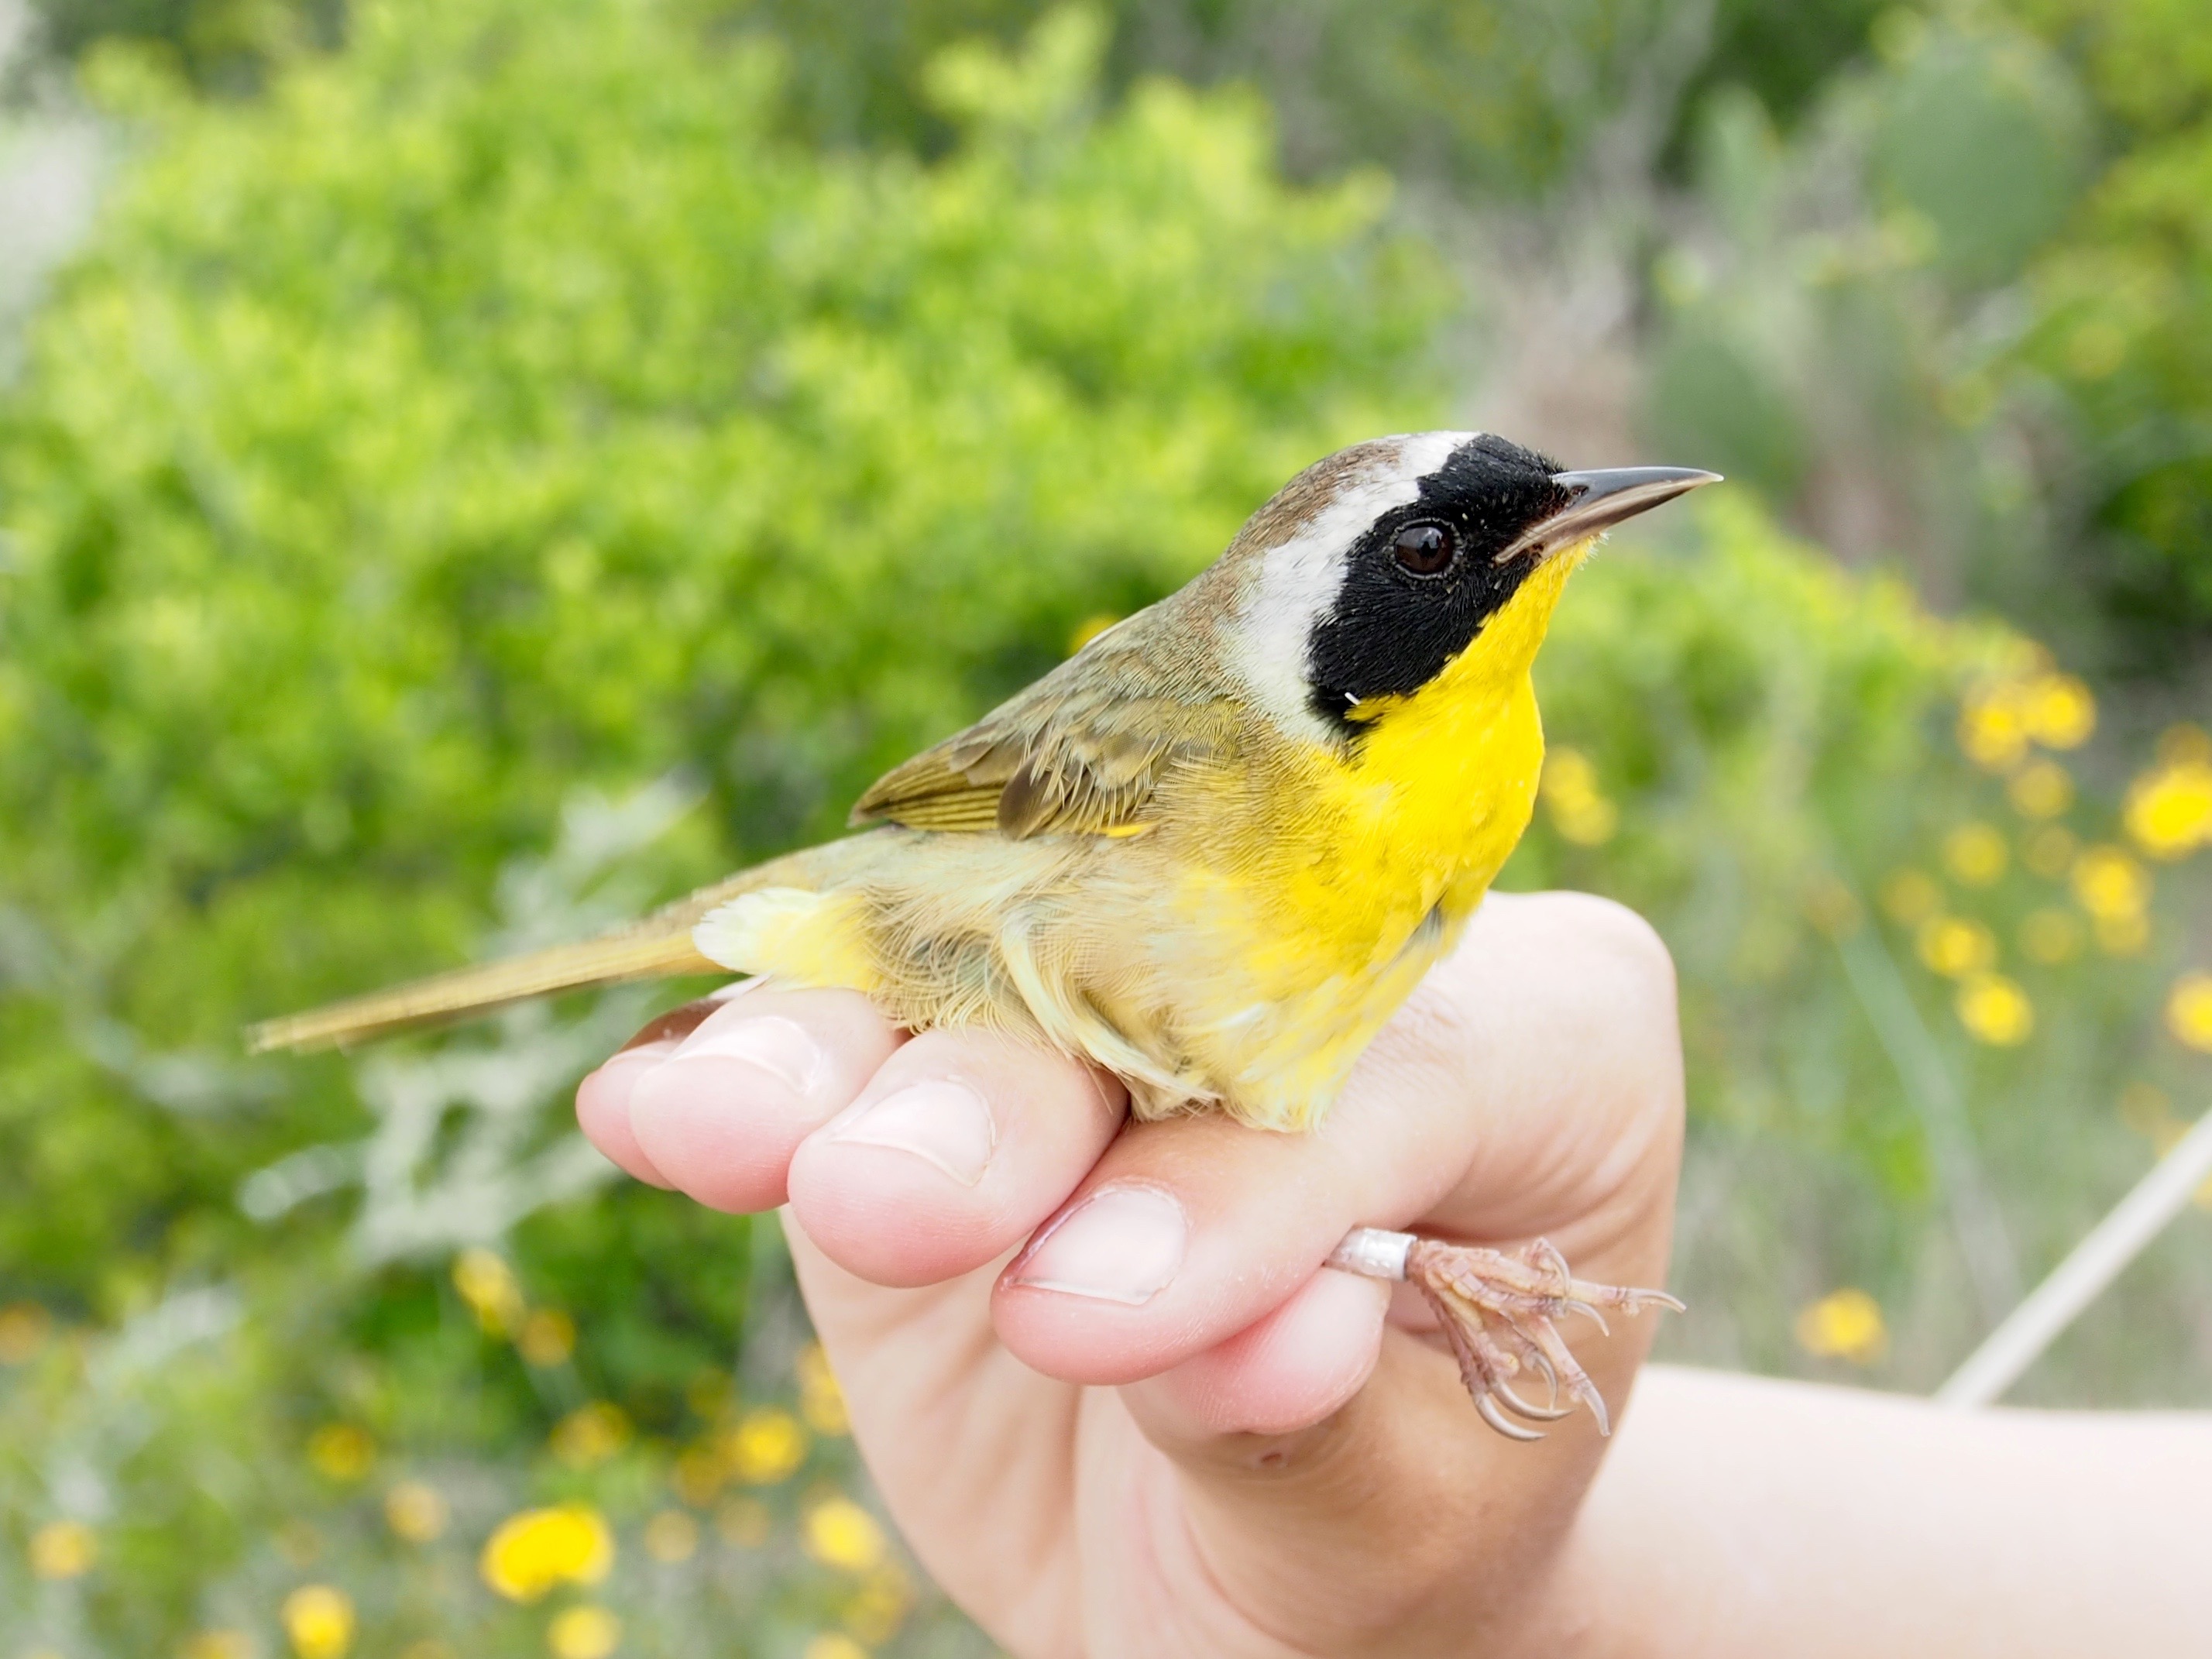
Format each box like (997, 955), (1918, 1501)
(1404, 1235), (1681, 1442)
(1475, 1391), (1546, 1441)
(1492, 1377), (1574, 1423)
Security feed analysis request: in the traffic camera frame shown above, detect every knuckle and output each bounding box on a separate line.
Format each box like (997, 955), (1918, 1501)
(1546, 892), (1677, 1014)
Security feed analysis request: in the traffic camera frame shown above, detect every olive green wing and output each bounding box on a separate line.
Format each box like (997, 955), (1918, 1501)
(850, 616), (1239, 839)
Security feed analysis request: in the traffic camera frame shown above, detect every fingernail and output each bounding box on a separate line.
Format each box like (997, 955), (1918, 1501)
(597, 1039), (677, 1083)
(828, 1080), (997, 1186)
(1010, 1185), (1186, 1306)
(665, 1015), (823, 1095)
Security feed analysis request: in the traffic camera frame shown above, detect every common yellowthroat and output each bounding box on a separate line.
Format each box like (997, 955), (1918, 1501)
(250, 431), (1716, 1437)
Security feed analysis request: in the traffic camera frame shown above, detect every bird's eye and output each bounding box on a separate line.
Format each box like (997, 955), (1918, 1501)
(1391, 522), (1457, 576)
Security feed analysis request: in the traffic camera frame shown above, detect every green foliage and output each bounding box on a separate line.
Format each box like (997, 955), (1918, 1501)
(1870, 20), (2086, 288)
(1640, 17), (2100, 654)
(0, 2), (1441, 1648)
(0, 0), (1437, 1282)
(12, 0), (338, 92)
(20, 0), (1894, 195)
(1634, 1), (2212, 669)
(2006, 0), (2212, 658)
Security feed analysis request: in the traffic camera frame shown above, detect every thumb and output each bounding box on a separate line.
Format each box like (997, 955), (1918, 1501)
(1113, 1273), (1608, 1656)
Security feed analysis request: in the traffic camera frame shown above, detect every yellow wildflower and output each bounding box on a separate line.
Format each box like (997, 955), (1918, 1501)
(547, 1606), (622, 1659)
(518, 1309), (577, 1368)
(2022, 824), (2077, 878)
(1957, 973), (2034, 1046)
(0, 1302), (52, 1365)
(2018, 908), (2082, 965)
(551, 1402), (631, 1469)
(843, 1563), (914, 1645)
(1960, 670), (2094, 768)
(1958, 683), (2030, 770)
(2124, 760), (2212, 860)
(1540, 747), (1619, 846)
(726, 1407), (809, 1486)
(644, 1510), (700, 1564)
(1794, 1289), (1887, 1364)
(29, 1520), (97, 1579)
(2072, 845), (2149, 919)
(2021, 672), (2094, 747)
(480, 1503), (614, 1602)
(384, 1481), (449, 1544)
(452, 1249), (524, 1336)
(1917, 915), (1996, 978)
(1878, 868), (1942, 925)
(2168, 973), (2212, 1053)
(2006, 757), (2073, 819)
(1942, 823), (2008, 886)
(308, 1424), (375, 1482)
(798, 1343), (850, 1437)
(716, 1496), (772, 1547)
(803, 1496), (886, 1572)
(281, 1586), (355, 1659)
(802, 1637), (870, 1659)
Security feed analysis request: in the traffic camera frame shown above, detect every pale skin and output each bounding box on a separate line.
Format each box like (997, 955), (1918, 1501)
(575, 891), (2212, 1657)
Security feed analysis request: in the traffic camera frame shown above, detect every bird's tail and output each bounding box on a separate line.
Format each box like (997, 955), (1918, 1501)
(243, 843), (843, 1054)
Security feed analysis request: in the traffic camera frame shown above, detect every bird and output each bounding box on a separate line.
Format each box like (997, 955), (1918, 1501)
(249, 431), (1716, 1439)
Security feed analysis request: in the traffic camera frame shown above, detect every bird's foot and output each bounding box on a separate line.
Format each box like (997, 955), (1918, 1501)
(1328, 1228), (1683, 1442)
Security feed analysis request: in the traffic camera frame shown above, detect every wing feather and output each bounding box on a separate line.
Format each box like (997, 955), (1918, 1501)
(851, 609), (1238, 839)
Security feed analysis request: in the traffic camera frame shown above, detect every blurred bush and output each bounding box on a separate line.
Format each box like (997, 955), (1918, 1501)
(15, 0), (1888, 189)
(2007, 0), (2212, 664)
(1639, 0), (2212, 675)
(19, 1), (2207, 665)
(1641, 15), (2090, 631)
(0, 0), (1440, 1650)
(0, 0), (1435, 1293)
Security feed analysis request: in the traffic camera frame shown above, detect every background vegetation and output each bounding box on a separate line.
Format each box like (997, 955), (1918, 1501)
(0, 0), (2207, 1654)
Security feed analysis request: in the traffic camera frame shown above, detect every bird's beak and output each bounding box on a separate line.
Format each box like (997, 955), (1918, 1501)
(1496, 465), (1723, 564)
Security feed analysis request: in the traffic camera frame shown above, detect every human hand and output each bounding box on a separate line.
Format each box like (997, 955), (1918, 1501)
(575, 891), (1685, 1657)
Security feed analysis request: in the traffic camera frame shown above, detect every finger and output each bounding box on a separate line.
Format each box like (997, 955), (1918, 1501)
(575, 1041), (681, 1187)
(1132, 1333), (1597, 1654)
(786, 1029), (1128, 1288)
(621, 987), (905, 1213)
(574, 993), (737, 1187)
(1129, 1266), (1393, 1440)
(991, 1106), (1425, 1389)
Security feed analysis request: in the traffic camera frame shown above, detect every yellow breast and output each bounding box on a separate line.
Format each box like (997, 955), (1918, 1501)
(1120, 547), (1583, 1126)
(1244, 547), (1580, 987)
